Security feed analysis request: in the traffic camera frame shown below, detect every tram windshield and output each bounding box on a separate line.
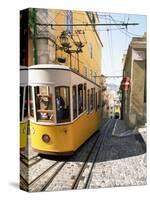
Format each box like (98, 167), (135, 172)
(34, 86), (54, 122)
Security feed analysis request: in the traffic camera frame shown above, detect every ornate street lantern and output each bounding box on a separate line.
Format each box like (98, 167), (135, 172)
(60, 31), (71, 49)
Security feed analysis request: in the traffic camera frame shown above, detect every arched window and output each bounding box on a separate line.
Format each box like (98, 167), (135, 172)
(55, 86), (70, 123)
(78, 84), (83, 114)
(72, 85), (77, 119)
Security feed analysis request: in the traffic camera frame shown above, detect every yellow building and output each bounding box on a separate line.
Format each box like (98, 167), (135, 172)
(20, 9), (103, 86)
(54, 10), (103, 85)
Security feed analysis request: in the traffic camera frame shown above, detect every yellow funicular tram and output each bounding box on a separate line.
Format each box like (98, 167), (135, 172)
(20, 64), (102, 155)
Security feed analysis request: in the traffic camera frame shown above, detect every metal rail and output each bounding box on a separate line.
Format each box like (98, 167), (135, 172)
(20, 119), (117, 191)
(72, 119), (116, 189)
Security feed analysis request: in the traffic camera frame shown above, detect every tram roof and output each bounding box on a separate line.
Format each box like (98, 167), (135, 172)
(29, 64), (70, 70)
(20, 64), (101, 88)
(20, 66), (28, 70)
(20, 64), (70, 71)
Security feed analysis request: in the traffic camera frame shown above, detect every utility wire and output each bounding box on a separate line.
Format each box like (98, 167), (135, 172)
(37, 22), (139, 27)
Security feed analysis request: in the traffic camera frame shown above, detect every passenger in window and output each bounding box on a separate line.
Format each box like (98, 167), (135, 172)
(56, 93), (65, 122)
(39, 97), (49, 120)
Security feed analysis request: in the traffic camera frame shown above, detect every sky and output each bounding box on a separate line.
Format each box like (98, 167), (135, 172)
(97, 12), (147, 86)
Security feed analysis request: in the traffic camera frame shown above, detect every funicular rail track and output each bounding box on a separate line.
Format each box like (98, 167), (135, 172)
(20, 120), (117, 192)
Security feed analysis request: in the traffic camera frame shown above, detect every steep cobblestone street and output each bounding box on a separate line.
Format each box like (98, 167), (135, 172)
(20, 119), (146, 192)
(88, 120), (147, 188)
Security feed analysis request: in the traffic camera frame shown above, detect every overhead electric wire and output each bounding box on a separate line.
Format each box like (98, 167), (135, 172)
(104, 15), (114, 77)
(108, 15), (115, 75)
(37, 22), (139, 27)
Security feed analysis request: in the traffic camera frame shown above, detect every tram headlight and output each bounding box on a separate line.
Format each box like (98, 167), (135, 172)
(42, 134), (50, 143)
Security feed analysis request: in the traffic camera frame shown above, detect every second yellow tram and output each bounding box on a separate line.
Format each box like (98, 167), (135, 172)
(20, 64), (102, 155)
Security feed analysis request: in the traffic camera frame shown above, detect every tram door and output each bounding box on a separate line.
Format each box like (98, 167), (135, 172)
(55, 87), (70, 123)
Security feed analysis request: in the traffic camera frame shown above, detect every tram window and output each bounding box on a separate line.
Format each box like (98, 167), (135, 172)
(72, 85), (77, 119)
(95, 92), (98, 112)
(35, 86), (54, 122)
(93, 88), (95, 109)
(90, 88), (94, 111)
(87, 89), (90, 113)
(78, 84), (83, 115)
(20, 86), (24, 121)
(84, 83), (87, 111)
(97, 90), (101, 110)
(55, 86), (70, 123)
(29, 86), (34, 118)
(24, 86), (28, 118)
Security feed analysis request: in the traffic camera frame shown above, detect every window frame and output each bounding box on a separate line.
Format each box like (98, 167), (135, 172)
(89, 43), (93, 59)
(78, 84), (84, 115)
(90, 69), (92, 80)
(66, 10), (73, 33)
(84, 66), (87, 77)
(28, 86), (34, 118)
(90, 88), (94, 112)
(20, 86), (25, 122)
(84, 83), (87, 111)
(87, 89), (90, 114)
(55, 86), (71, 124)
(72, 85), (78, 120)
(34, 85), (55, 123)
(97, 90), (101, 111)
(95, 92), (98, 112)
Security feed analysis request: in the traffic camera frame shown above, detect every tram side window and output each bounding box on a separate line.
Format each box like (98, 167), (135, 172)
(29, 86), (34, 118)
(84, 83), (87, 111)
(20, 87), (24, 121)
(87, 89), (90, 113)
(24, 86), (28, 119)
(95, 92), (98, 112)
(55, 86), (70, 123)
(97, 90), (101, 110)
(90, 88), (94, 111)
(72, 85), (77, 119)
(34, 86), (54, 122)
(93, 88), (96, 110)
(78, 84), (83, 115)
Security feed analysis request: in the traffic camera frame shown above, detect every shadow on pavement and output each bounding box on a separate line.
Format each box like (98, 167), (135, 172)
(39, 131), (146, 163)
(97, 133), (146, 162)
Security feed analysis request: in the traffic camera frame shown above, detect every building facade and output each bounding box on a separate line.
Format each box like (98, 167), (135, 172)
(121, 33), (146, 128)
(20, 8), (103, 86)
